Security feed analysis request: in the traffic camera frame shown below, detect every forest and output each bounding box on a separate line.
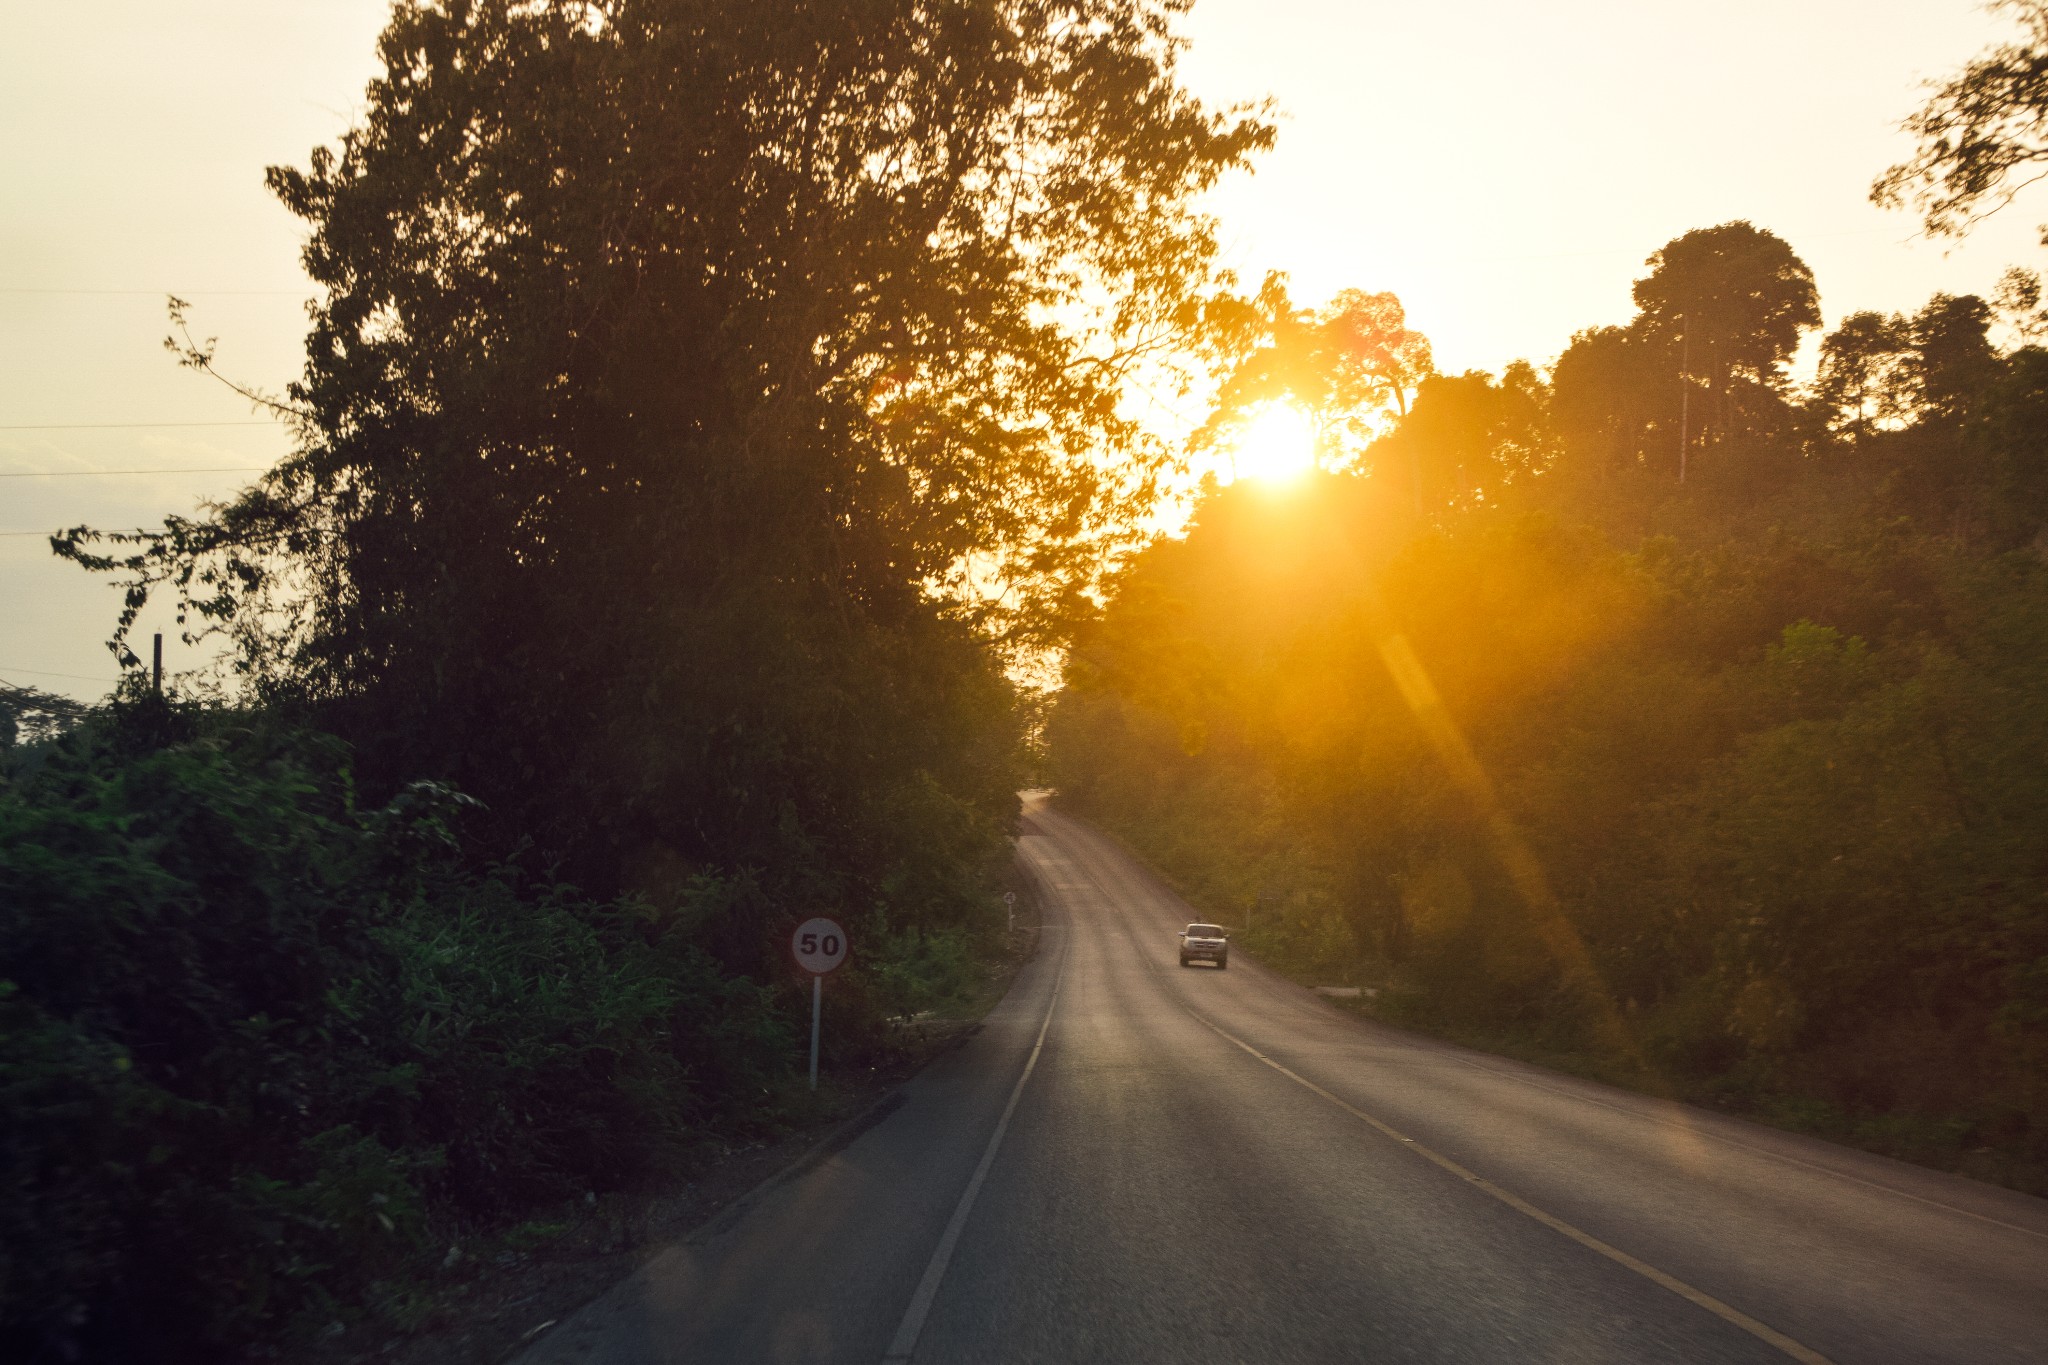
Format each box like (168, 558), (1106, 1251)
(1049, 230), (2048, 1192)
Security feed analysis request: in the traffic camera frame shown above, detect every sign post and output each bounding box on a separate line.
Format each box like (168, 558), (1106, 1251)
(790, 917), (848, 1090)
(810, 975), (821, 1091)
(1003, 890), (1017, 934)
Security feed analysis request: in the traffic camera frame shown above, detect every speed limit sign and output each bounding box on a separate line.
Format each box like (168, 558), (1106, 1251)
(792, 917), (848, 975)
(792, 917), (847, 1091)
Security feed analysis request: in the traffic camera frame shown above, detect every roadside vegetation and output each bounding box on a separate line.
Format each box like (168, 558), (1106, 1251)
(3, 694), (796, 1353)
(1049, 472), (2048, 1190)
(3, 2), (1264, 1360)
(1047, 14), (2048, 1190)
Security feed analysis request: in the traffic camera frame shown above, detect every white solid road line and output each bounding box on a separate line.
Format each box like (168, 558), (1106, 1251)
(880, 932), (1071, 1363)
(1434, 1048), (2048, 1242)
(1193, 1013), (1838, 1365)
(1053, 819), (1840, 1365)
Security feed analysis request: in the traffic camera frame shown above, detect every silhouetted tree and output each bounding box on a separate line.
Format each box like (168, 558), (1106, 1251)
(1542, 224), (1818, 495)
(1550, 325), (1648, 482)
(1369, 363), (1550, 514)
(1816, 310), (1914, 444)
(1816, 294), (1995, 457)
(58, 0), (1270, 911)
(1629, 221), (1821, 458)
(1192, 276), (1433, 476)
(0, 684), (89, 751)
(1909, 292), (2001, 421)
(1993, 265), (2048, 341)
(1874, 0), (2048, 239)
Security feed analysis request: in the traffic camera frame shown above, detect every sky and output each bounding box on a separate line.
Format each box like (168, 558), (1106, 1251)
(3, 0), (2043, 701)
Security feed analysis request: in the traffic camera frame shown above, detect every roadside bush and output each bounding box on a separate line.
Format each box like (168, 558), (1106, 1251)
(0, 708), (789, 1362)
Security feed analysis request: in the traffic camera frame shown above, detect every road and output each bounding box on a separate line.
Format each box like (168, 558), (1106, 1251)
(519, 796), (2048, 1364)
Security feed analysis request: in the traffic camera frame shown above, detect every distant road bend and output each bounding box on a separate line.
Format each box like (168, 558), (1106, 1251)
(520, 796), (2048, 1364)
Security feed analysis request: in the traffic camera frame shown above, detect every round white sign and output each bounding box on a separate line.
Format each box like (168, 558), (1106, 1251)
(791, 917), (848, 975)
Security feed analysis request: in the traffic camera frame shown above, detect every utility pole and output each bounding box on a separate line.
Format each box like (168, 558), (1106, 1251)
(152, 633), (163, 696)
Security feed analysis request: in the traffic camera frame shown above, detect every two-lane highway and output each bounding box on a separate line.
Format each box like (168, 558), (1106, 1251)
(520, 796), (2048, 1364)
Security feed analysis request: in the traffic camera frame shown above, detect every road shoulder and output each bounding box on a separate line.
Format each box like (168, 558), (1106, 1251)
(306, 885), (1046, 1365)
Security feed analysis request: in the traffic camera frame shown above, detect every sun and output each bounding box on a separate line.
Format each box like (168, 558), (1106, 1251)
(1229, 403), (1318, 483)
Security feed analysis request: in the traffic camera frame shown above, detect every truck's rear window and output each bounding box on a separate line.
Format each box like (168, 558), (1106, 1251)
(1188, 925), (1225, 937)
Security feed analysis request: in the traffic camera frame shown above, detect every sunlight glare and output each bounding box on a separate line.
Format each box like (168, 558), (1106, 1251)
(1231, 403), (1318, 483)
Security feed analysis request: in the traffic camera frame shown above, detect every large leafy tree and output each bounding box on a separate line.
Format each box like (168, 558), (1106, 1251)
(1814, 295), (1998, 447)
(1908, 292), (2001, 421)
(1547, 324), (1662, 486)
(1546, 224), (1817, 490)
(60, 1), (1268, 908)
(1629, 221), (1820, 455)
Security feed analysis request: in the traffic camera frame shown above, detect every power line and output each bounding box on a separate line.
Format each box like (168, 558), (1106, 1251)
(0, 665), (117, 684)
(1, 529), (149, 537)
(0, 466), (268, 479)
(0, 287), (309, 297)
(0, 420), (274, 431)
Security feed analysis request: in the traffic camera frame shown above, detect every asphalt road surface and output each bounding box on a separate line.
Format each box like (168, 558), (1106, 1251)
(519, 797), (2048, 1364)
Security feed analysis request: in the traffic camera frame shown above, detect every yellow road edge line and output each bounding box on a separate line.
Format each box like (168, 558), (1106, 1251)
(1197, 1017), (1836, 1365)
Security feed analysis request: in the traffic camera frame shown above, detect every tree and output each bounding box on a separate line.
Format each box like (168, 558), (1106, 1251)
(1191, 276), (1434, 482)
(0, 683), (90, 752)
(1629, 222), (1821, 456)
(1815, 310), (1914, 444)
(1548, 324), (1660, 485)
(1993, 264), (2048, 341)
(1873, 0), (2048, 239)
(1543, 225), (1819, 495)
(1322, 288), (1437, 424)
(1369, 363), (1550, 515)
(1909, 293), (2000, 421)
(1816, 295), (1996, 451)
(57, 1), (1271, 911)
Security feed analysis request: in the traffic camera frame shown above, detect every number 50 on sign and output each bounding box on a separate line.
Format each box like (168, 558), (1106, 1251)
(792, 918), (847, 975)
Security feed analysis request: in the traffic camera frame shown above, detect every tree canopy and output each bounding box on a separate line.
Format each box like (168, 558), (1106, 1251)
(1367, 363), (1548, 514)
(1874, 0), (2048, 238)
(1546, 221), (1817, 489)
(1190, 275), (1433, 473)
(1629, 222), (1820, 450)
(57, 0), (1270, 896)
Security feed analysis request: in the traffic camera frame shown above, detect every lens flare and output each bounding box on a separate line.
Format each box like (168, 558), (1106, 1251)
(1230, 403), (1318, 483)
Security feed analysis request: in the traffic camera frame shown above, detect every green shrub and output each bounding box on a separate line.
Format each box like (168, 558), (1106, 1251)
(0, 711), (789, 1361)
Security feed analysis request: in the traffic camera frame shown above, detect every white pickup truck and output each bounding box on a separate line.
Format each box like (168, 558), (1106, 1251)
(1178, 922), (1229, 969)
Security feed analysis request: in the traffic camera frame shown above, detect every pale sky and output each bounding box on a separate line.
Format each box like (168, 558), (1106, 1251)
(3, 0), (2041, 700)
